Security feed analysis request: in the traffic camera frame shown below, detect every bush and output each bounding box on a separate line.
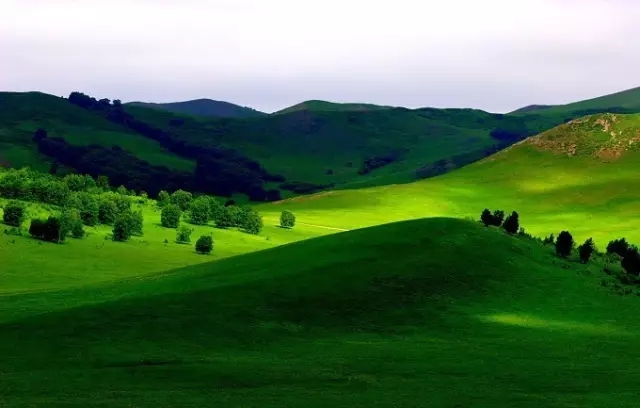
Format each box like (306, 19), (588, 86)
(216, 206), (235, 228)
(622, 249), (640, 276)
(578, 238), (596, 264)
(130, 210), (144, 236)
(195, 235), (213, 254)
(29, 216), (65, 243)
(112, 212), (135, 242)
(491, 210), (505, 226)
(157, 190), (170, 207)
(3, 201), (26, 227)
(480, 208), (492, 226)
(188, 197), (210, 225)
(606, 238), (634, 258)
(77, 192), (99, 226)
(555, 231), (574, 258)
(242, 208), (263, 235)
(61, 208), (84, 239)
(161, 204), (181, 228)
(176, 225), (193, 244)
(543, 233), (555, 245)
(502, 211), (519, 234)
(280, 210), (296, 228)
(170, 189), (193, 211)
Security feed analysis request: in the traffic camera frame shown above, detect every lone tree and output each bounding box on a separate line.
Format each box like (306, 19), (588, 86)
(195, 235), (213, 254)
(3, 201), (26, 227)
(555, 231), (574, 258)
(243, 209), (263, 235)
(480, 208), (492, 226)
(280, 210), (296, 229)
(502, 211), (519, 234)
(175, 225), (193, 244)
(578, 238), (596, 264)
(622, 249), (640, 276)
(161, 204), (181, 228)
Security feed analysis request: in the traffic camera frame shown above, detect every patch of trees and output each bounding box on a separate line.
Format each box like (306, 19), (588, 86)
(67, 92), (284, 201)
(416, 142), (510, 180)
(358, 151), (403, 175)
(279, 181), (332, 195)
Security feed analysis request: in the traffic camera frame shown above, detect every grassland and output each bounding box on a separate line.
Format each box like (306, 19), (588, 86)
(1, 217), (639, 407)
(260, 113), (640, 246)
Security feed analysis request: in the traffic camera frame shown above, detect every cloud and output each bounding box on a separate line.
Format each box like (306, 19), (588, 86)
(1, 0), (639, 112)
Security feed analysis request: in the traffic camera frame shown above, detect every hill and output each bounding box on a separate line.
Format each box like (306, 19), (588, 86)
(273, 99), (394, 115)
(2, 217), (639, 406)
(515, 85), (640, 116)
(127, 98), (266, 118)
(509, 104), (555, 114)
(263, 113), (640, 245)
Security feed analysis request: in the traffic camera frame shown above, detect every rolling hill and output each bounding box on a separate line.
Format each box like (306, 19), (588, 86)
(273, 99), (394, 115)
(127, 98), (266, 118)
(262, 112), (640, 245)
(2, 217), (639, 407)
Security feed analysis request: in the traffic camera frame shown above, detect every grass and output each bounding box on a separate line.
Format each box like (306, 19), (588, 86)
(262, 113), (640, 246)
(1, 218), (640, 407)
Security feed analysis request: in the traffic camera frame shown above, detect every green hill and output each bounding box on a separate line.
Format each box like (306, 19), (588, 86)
(516, 86), (640, 115)
(262, 113), (640, 245)
(127, 98), (266, 118)
(273, 99), (394, 114)
(2, 217), (639, 407)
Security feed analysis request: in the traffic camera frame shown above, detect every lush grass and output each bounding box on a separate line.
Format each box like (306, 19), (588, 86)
(0, 92), (194, 171)
(261, 113), (640, 246)
(1, 218), (639, 407)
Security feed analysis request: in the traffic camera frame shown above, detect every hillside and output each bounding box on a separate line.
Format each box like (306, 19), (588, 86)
(273, 99), (394, 115)
(2, 217), (639, 406)
(515, 85), (640, 116)
(262, 113), (640, 245)
(509, 104), (555, 114)
(127, 98), (266, 118)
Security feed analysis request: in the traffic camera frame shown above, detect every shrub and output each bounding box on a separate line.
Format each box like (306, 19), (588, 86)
(161, 204), (181, 228)
(502, 211), (519, 234)
(242, 208), (263, 235)
(207, 197), (224, 222)
(480, 208), (492, 226)
(622, 249), (640, 276)
(98, 199), (118, 225)
(543, 233), (555, 245)
(195, 235), (213, 254)
(130, 210), (144, 236)
(77, 192), (99, 226)
(170, 189), (193, 211)
(176, 225), (193, 244)
(578, 238), (596, 264)
(216, 206), (235, 229)
(3, 201), (26, 227)
(188, 196), (210, 225)
(112, 212), (135, 242)
(606, 238), (634, 258)
(29, 216), (65, 243)
(491, 210), (505, 227)
(61, 208), (84, 239)
(280, 210), (296, 228)
(555, 231), (574, 258)
(157, 190), (170, 207)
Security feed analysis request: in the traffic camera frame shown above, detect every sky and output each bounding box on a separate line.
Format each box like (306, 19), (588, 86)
(2, 0), (640, 113)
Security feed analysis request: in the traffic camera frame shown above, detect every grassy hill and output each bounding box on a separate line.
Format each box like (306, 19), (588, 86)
(262, 113), (640, 245)
(2, 217), (639, 406)
(127, 98), (266, 118)
(516, 86), (640, 116)
(273, 100), (394, 115)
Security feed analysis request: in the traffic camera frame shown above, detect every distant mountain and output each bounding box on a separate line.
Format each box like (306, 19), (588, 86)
(126, 99), (266, 118)
(273, 100), (394, 115)
(509, 104), (555, 114)
(512, 86), (640, 116)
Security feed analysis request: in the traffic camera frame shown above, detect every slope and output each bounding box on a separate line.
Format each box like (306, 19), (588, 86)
(273, 99), (394, 115)
(1, 217), (639, 407)
(263, 113), (640, 245)
(515, 85), (640, 116)
(127, 98), (266, 118)
(0, 91), (194, 172)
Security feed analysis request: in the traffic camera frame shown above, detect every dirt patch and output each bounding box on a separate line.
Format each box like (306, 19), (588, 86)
(596, 147), (624, 162)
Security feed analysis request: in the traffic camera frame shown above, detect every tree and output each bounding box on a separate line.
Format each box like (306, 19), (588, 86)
(116, 185), (128, 196)
(112, 212), (134, 242)
(161, 204), (181, 228)
(227, 205), (243, 227)
(622, 249), (640, 276)
(170, 189), (193, 211)
(176, 225), (193, 244)
(157, 190), (170, 207)
(543, 233), (555, 245)
(195, 235), (213, 254)
(242, 208), (263, 235)
(3, 201), (26, 227)
(578, 238), (596, 264)
(97, 175), (110, 190)
(98, 199), (118, 225)
(480, 208), (492, 226)
(280, 210), (296, 228)
(555, 231), (574, 258)
(130, 210), (144, 236)
(77, 192), (99, 226)
(491, 210), (505, 227)
(207, 196), (224, 222)
(61, 208), (84, 239)
(188, 197), (210, 225)
(606, 238), (632, 258)
(215, 206), (234, 228)
(502, 211), (519, 234)
(29, 216), (65, 243)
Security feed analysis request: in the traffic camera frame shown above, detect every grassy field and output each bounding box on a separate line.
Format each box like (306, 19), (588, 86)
(1, 217), (639, 407)
(261, 113), (640, 246)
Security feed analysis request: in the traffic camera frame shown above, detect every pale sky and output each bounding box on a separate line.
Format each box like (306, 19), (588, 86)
(2, 0), (640, 113)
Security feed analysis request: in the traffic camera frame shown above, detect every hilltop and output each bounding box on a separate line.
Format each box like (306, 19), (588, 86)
(273, 99), (394, 115)
(127, 98), (266, 118)
(2, 217), (640, 407)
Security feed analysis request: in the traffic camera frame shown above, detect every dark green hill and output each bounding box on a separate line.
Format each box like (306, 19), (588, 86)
(127, 98), (266, 118)
(2, 217), (639, 406)
(273, 99), (394, 115)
